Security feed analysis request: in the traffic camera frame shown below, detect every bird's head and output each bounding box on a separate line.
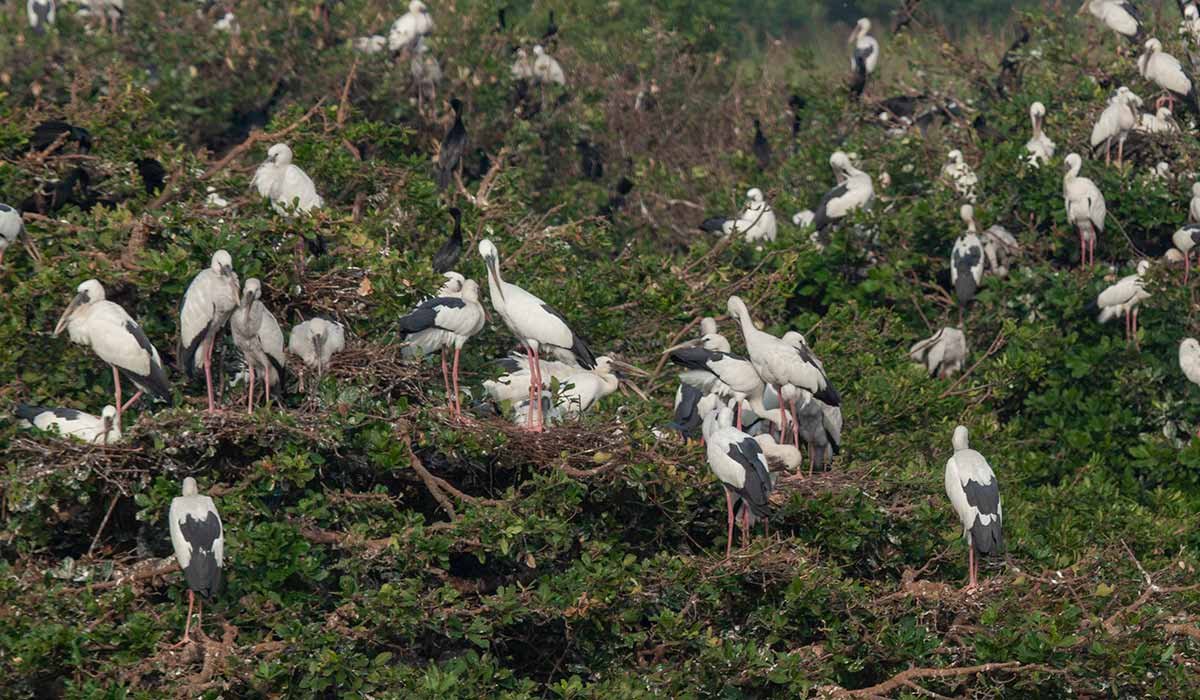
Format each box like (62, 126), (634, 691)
(101, 404), (117, 435)
(947, 148), (963, 163)
(459, 279), (481, 302)
(1184, 337), (1200, 355)
(54, 278), (103, 336)
(960, 203), (975, 226)
(781, 330), (809, 350)
(439, 271), (465, 295)
(1064, 152), (1082, 175)
(212, 249), (240, 301)
(410, 0), (427, 13)
(266, 143), (292, 166)
(449, 206), (462, 224)
(952, 425), (970, 451)
(533, 44), (545, 56)
(849, 17), (870, 42)
(1136, 259), (1151, 275)
(1030, 101), (1045, 120)
(1189, 5), (1199, 20)
(181, 476), (199, 497)
(450, 97), (463, 114)
(1144, 38), (1162, 54)
(241, 277), (261, 309)
(477, 239), (504, 301)
(726, 295), (748, 321)
(746, 187), (764, 204)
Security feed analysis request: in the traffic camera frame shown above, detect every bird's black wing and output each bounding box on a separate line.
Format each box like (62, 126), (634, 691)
(964, 477), (1003, 555)
(670, 383), (704, 438)
(179, 511), (224, 598)
(668, 346), (723, 372)
(726, 438), (772, 517)
(123, 320), (172, 401)
(399, 297), (466, 336)
(699, 217), (731, 233)
(539, 303), (596, 368)
(812, 182), (849, 232)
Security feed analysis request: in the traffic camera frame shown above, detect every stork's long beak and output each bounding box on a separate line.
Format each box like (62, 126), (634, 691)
(314, 333), (327, 374)
(54, 292), (85, 336)
(847, 26), (859, 44)
(662, 338), (702, 354)
(102, 414), (113, 440)
(486, 257), (505, 303)
(610, 359), (650, 377)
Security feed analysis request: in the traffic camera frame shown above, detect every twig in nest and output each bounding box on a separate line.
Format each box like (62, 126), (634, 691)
(336, 60), (359, 127)
(400, 430), (456, 519)
(87, 493), (121, 557)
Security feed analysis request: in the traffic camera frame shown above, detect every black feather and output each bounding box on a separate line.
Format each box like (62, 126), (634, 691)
(700, 217), (731, 233)
(669, 384), (704, 439)
(725, 438), (772, 517)
(437, 98), (467, 190)
(752, 118), (771, 171)
(179, 512), (223, 599)
(122, 321), (172, 401)
(539, 303), (595, 368)
(432, 207), (463, 273)
(812, 182), (849, 232)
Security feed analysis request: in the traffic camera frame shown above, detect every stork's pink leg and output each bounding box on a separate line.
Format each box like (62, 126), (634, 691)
(736, 400), (743, 430)
(440, 348), (452, 412)
(778, 387), (788, 445)
(452, 346), (462, 421)
(203, 337), (218, 412)
(532, 347), (544, 432)
(1079, 231), (1085, 268)
(525, 346), (537, 430)
(723, 488), (734, 560)
(967, 546), (977, 590)
(121, 391), (143, 414)
(113, 366), (123, 424)
(790, 399), (801, 448)
(265, 368), (271, 409)
(172, 590), (195, 647)
(247, 365), (256, 414)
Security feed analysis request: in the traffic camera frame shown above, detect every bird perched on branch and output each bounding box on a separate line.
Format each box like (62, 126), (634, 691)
(1081, 0), (1143, 44)
(1090, 87), (1140, 167)
(437, 98), (467, 191)
(1138, 38), (1200, 116)
(944, 426), (1003, 591)
(1063, 153), (1106, 267)
(388, 0), (433, 52)
(1025, 102), (1055, 167)
(848, 18), (879, 100)
(289, 318), (346, 379)
(27, 0), (55, 33)
(700, 188), (777, 243)
(909, 327), (967, 378)
(1095, 260), (1151, 348)
(252, 143), (324, 216)
(952, 205), (985, 311)
(398, 279), (486, 421)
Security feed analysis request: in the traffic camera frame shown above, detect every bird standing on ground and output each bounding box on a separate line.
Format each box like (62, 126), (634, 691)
(1096, 260), (1151, 348)
(289, 318), (346, 380)
(251, 143), (324, 216)
(1063, 153), (1106, 267)
(15, 404), (120, 444)
(700, 188), (777, 243)
(179, 251), (241, 412)
(432, 207), (464, 274)
(478, 239), (596, 431)
(398, 279), (486, 421)
(952, 205), (985, 311)
(388, 0), (433, 52)
(437, 98), (467, 191)
(909, 327), (968, 378)
(1025, 102), (1055, 166)
(944, 426), (1003, 590)
(229, 279), (286, 414)
(1138, 38), (1200, 115)
(54, 279), (171, 424)
(169, 477), (224, 646)
(702, 404), (773, 559)
(848, 18), (879, 99)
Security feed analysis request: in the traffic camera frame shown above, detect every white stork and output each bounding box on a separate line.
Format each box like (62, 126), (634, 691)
(388, 0), (433, 52)
(666, 336), (764, 430)
(511, 48), (534, 80)
(398, 279), (486, 421)
(944, 425), (1003, 590)
(1081, 0), (1143, 44)
(1183, 4), (1200, 44)
(1095, 260), (1151, 348)
(1180, 339), (1200, 437)
(726, 296), (840, 447)
(27, 0), (55, 33)
(478, 238), (596, 432)
(941, 149), (978, 202)
(15, 404), (119, 444)
(1136, 106), (1178, 133)
(792, 392), (841, 474)
(1178, 224), (1200, 284)
(54, 279), (171, 424)
(230, 278), (286, 414)
(700, 188), (777, 243)
(812, 151), (874, 234)
(532, 45), (566, 85)
(251, 143), (324, 216)
(169, 477), (223, 646)
(702, 403), (773, 559)
(1090, 87), (1141, 167)
(1063, 153), (1106, 267)
(179, 250), (240, 412)
(511, 356), (631, 424)
(288, 318), (346, 381)
(0, 203), (37, 267)
(909, 327), (968, 378)
(1025, 102), (1055, 167)
(982, 223), (1020, 278)
(848, 18), (879, 99)
(1138, 38), (1200, 115)
(952, 205), (985, 310)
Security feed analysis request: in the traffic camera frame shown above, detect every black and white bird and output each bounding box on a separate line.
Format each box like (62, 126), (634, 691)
(909, 327), (968, 378)
(437, 98), (467, 191)
(179, 250), (240, 412)
(388, 0), (434, 52)
(15, 404), (120, 444)
(27, 0), (55, 33)
(169, 477), (224, 646)
(1025, 102), (1055, 167)
(508, 356), (629, 425)
(1172, 224), (1200, 283)
(1096, 260), (1151, 347)
(702, 403), (773, 559)
(1090, 87), (1141, 167)
(288, 318), (346, 378)
(813, 151), (874, 234)
(848, 18), (879, 99)
(752, 118), (771, 171)
(251, 143), (324, 216)
(230, 278), (286, 414)
(667, 337), (764, 430)
(53, 279), (171, 424)
(0, 203), (39, 266)
(944, 425), (1003, 590)
(1183, 4), (1200, 44)
(727, 296), (840, 447)
(700, 188), (777, 243)
(532, 45), (566, 85)
(792, 392), (842, 473)
(1138, 38), (1200, 115)
(1136, 105), (1178, 133)
(1063, 153), (1106, 267)
(478, 239), (595, 431)
(432, 207), (463, 274)
(668, 318), (727, 439)
(1081, 0), (1143, 44)
(941, 149), (978, 202)
(1180, 339), (1200, 437)
(398, 279), (486, 421)
(511, 47), (534, 80)
(952, 205), (985, 310)
(982, 223), (1020, 278)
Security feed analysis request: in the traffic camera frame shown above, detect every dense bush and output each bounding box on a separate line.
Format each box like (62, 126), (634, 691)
(2, 1), (1200, 697)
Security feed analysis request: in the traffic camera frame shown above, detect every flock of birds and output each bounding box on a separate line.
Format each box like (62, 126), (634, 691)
(14, 0), (1200, 645)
